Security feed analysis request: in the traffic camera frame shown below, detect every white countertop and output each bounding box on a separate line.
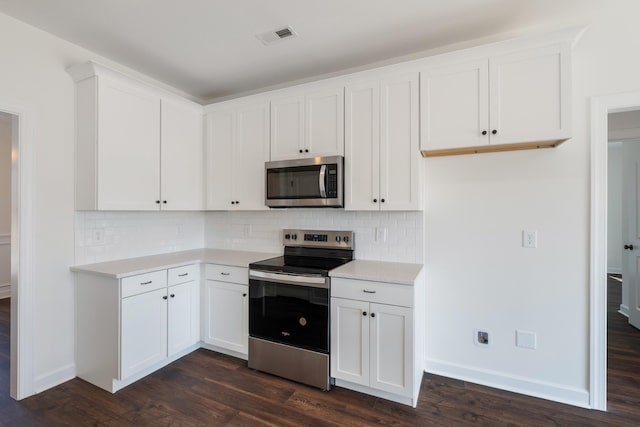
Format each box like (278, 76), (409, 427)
(70, 249), (280, 279)
(330, 260), (423, 285)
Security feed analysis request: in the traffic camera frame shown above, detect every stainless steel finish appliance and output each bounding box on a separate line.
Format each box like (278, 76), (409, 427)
(248, 229), (354, 390)
(265, 156), (344, 208)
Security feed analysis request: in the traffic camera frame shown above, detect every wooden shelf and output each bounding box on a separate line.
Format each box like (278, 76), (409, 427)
(420, 139), (568, 158)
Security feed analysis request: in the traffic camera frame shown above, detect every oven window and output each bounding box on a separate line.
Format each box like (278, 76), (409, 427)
(249, 279), (329, 353)
(267, 165), (323, 199)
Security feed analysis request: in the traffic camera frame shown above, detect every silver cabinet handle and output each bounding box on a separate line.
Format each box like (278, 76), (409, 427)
(178, 273), (189, 277)
(140, 281), (152, 285)
(363, 290), (376, 294)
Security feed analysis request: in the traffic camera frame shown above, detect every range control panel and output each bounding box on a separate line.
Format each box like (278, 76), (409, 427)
(283, 229), (354, 250)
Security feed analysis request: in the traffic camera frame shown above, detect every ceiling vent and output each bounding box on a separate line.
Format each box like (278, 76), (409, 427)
(256, 26), (297, 46)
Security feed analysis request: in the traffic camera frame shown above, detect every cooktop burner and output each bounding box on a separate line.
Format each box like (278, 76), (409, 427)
(249, 229), (355, 276)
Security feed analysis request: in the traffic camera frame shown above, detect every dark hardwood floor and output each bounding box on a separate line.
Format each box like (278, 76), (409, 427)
(1, 284), (640, 426)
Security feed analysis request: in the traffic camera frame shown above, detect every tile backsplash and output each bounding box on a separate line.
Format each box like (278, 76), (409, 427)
(205, 210), (424, 263)
(74, 210), (424, 265)
(75, 211), (205, 265)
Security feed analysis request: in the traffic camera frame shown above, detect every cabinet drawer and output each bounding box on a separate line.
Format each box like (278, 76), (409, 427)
(121, 270), (167, 298)
(205, 264), (248, 284)
(331, 278), (413, 307)
(168, 264), (199, 286)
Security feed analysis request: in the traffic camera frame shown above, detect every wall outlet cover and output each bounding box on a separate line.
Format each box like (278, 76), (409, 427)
(474, 329), (490, 347)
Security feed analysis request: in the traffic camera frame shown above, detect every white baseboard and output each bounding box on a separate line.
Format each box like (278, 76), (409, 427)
(34, 363), (76, 394)
(607, 268), (622, 275)
(424, 358), (590, 409)
(0, 284), (10, 299)
(619, 304), (629, 317)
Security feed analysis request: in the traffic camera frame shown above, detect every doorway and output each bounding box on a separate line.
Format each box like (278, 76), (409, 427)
(0, 112), (11, 400)
(590, 91), (640, 411)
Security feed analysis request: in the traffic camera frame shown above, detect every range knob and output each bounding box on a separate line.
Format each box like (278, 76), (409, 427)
(285, 233), (291, 240)
(335, 235), (341, 243)
(292, 233), (297, 240)
(343, 236), (349, 243)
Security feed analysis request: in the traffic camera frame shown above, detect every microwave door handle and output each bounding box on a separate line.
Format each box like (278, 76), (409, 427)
(319, 165), (327, 198)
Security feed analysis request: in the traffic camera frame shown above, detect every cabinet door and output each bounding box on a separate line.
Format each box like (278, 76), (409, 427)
(120, 288), (167, 379)
(98, 77), (161, 210)
(167, 281), (200, 357)
(380, 72), (421, 211)
(204, 280), (248, 355)
(489, 44), (571, 145)
(420, 59), (489, 151)
(344, 81), (380, 211)
(160, 98), (203, 210)
(204, 110), (234, 210)
(369, 303), (412, 397)
(305, 87), (345, 158)
(270, 95), (305, 161)
(331, 298), (369, 386)
(232, 102), (270, 210)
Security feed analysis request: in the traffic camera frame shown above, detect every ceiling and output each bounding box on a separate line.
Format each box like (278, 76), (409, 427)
(0, 0), (602, 102)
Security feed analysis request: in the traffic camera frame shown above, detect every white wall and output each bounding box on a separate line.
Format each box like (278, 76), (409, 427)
(0, 113), (11, 297)
(0, 11), (205, 392)
(424, 0), (640, 407)
(607, 141), (623, 275)
(205, 210), (423, 263)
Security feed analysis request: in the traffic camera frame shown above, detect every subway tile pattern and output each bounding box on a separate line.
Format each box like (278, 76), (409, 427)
(75, 211), (205, 265)
(204, 210), (424, 263)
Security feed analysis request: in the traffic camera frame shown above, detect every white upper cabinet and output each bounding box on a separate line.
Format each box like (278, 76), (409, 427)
(205, 99), (270, 210)
(69, 62), (204, 211)
(160, 98), (204, 210)
(270, 86), (344, 160)
(345, 72), (420, 211)
(420, 43), (571, 156)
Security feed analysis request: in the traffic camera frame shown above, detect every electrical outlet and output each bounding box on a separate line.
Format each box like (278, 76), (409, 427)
(474, 329), (490, 346)
(375, 227), (387, 242)
(93, 229), (105, 244)
(522, 230), (538, 248)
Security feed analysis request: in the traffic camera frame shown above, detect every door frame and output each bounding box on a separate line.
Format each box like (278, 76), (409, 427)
(590, 90), (640, 410)
(1, 100), (35, 400)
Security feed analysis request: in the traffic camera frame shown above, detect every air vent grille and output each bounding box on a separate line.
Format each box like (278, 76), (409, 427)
(256, 26), (297, 46)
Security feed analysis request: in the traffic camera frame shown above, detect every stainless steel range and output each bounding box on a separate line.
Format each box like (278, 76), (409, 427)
(248, 229), (354, 390)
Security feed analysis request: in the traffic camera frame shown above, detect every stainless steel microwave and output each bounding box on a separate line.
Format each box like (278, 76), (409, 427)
(265, 156), (344, 208)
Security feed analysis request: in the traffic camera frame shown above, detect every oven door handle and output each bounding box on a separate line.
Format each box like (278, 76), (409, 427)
(319, 164), (327, 198)
(249, 270), (329, 289)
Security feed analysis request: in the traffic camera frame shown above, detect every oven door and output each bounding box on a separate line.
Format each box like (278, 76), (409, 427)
(249, 270), (330, 353)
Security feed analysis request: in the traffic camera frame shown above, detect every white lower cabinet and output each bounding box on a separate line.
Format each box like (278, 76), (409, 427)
(76, 264), (200, 393)
(331, 275), (422, 407)
(202, 264), (249, 357)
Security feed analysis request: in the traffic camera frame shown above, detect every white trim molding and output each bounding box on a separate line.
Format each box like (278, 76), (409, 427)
(425, 359), (590, 408)
(590, 90), (640, 412)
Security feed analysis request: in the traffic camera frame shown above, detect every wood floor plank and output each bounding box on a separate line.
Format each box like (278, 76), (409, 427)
(1, 281), (640, 426)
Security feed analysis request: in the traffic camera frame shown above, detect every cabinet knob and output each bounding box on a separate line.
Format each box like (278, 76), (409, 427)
(231, 201), (235, 205)
(299, 149), (303, 153)
(373, 198), (377, 203)
(492, 129), (497, 135)
(170, 294), (175, 298)
(624, 244), (634, 250)
(162, 295), (168, 300)
(362, 311), (367, 316)
(381, 199), (385, 203)
(243, 293), (247, 297)
(304, 149), (309, 153)
(371, 313), (376, 318)
(163, 200), (167, 204)
(482, 130), (487, 136)
(236, 201), (240, 205)
(156, 200), (160, 204)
